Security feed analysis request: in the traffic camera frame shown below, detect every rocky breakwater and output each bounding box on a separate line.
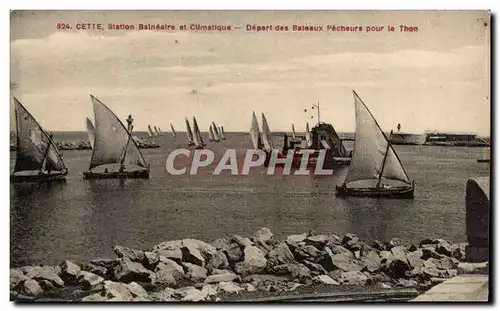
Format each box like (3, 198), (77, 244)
(10, 228), (465, 302)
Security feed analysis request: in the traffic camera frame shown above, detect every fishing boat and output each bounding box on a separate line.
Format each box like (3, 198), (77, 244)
(250, 112), (263, 150)
(170, 123), (177, 138)
(86, 117), (95, 149)
(154, 126), (160, 136)
(11, 97), (68, 183)
(147, 125), (155, 138)
(192, 117), (206, 149)
(209, 125), (217, 142)
(219, 126), (226, 140)
(212, 121), (222, 142)
(336, 91), (414, 199)
(185, 118), (195, 146)
(83, 95), (149, 180)
(305, 122), (313, 148)
(261, 113), (274, 152)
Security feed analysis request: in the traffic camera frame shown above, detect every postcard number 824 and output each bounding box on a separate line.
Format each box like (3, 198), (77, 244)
(56, 23), (71, 30)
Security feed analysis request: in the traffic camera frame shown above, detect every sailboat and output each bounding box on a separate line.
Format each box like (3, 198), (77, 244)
(261, 113), (274, 152)
(209, 125), (218, 142)
(83, 95), (149, 179)
(185, 118), (195, 146)
(336, 91), (414, 198)
(192, 117), (205, 149)
(305, 122), (313, 148)
(147, 125), (155, 138)
(212, 121), (222, 142)
(170, 123), (177, 138)
(154, 126), (160, 136)
(219, 126), (226, 140)
(250, 112), (263, 150)
(11, 97), (68, 183)
(86, 117), (95, 149)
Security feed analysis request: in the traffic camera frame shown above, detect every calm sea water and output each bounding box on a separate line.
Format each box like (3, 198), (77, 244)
(10, 132), (490, 267)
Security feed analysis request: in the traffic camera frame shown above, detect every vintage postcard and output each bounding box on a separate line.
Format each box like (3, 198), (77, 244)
(9, 10), (490, 302)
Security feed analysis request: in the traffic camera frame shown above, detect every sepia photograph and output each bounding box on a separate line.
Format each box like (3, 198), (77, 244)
(9, 10), (490, 303)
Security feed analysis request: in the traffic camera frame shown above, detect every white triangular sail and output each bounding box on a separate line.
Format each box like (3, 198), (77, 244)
(292, 124), (297, 139)
(89, 95), (147, 170)
(86, 117), (95, 149)
(219, 126), (226, 140)
(13, 97), (67, 175)
(212, 121), (221, 140)
(344, 91), (411, 186)
(250, 112), (262, 150)
(158, 127), (162, 134)
(305, 122), (312, 148)
(209, 125), (216, 141)
(261, 113), (274, 152)
(185, 118), (194, 144)
(170, 123), (177, 137)
(192, 117), (204, 147)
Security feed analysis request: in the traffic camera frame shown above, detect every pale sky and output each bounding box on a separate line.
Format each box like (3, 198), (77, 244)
(10, 10), (490, 135)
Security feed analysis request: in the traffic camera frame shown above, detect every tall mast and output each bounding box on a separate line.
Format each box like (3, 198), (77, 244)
(376, 130), (393, 188)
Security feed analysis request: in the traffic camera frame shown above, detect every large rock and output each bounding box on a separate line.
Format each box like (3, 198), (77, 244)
(328, 244), (353, 257)
(156, 249), (183, 263)
(204, 272), (239, 284)
(360, 250), (381, 273)
(267, 242), (296, 267)
(181, 245), (205, 267)
(114, 245), (145, 263)
(59, 260), (81, 284)
(302, 260), (327, 275)
(435, 241), (453, 257)
(252, 227), (274, 245)
(371, 240), (387, 251)
(149, 287), (176, 301)
(21, 266), (65, 288)
(234, 246), (267, 275)
(81, 262), (108, 278)
(232, 235), (253, 247)
(81, 293), (108, 301)
(21, 279), (43, 297)
(77, 271), (104, 290)
(143, 251), (160, 270)
(387, 258), (411, 279)
(319, 248), (361, 272)
(155, 259), (185, 286)
(421, 247), (443, 260)
(10, 268), (28, 290)
(90, 258), (119, 271)
(217, 281), (242, 294)
(183, 263), (208, 282)
(338, 271), (368, 285)
(407, 250), (424, 269)
(306, 235), (330, 248)
(206, 251), (229, 270)
(313, 275), (339, 285)
(268, 263), (311, 283)
(391, 246), (408, 261)
(113, 258), (154, 283)
(292, 244), (321, 262)
(224, 243), (244, 263)
(175, 286), (207, 302)
(286, 233), (307, 244)
(101, 280), (147, 301)
(211, 237), (231, 251)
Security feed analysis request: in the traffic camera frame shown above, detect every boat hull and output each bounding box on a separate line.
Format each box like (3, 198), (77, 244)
(335, 185), (415, 199)
(477, 159), (490, 163)
(10, 172), (67, 184)
(83, 170), (149, 180)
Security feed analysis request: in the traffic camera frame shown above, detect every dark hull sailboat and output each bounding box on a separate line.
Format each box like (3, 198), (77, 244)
(11, 97), (68, 183)
(185, 118), (195, 146)
(192, 116), (206, 148)
(84, 95), (150, 180)
(336, 182), (415, 199)
(336, 91), (414, 199)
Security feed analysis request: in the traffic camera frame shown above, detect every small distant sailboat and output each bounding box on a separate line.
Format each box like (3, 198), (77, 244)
(83, 95), (149, 179)
(170, 123), (177, 138)
(147, 125), (155, 138)
(336, 91), (414, 198)
(250, 112), (263, 150)
(305, 122), (313, 148)
(261, 113), (274, 152)
(209, 125), (219, 142)
(86, 117), (95, 149)
(158, 127), (162, 135)
(212, 121), (222, 142)
(219, 126), (226, 140)
(292, 124), (296, 139)
(192, 117), (205, 149)
(154, 126), (160, 136)
(185, 118), (195, 146)
(11, 97), (68, 183)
